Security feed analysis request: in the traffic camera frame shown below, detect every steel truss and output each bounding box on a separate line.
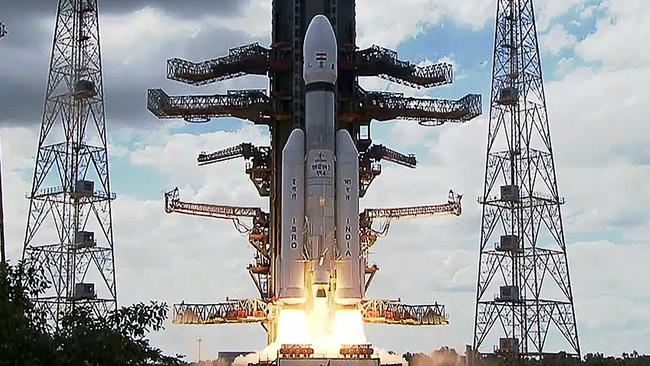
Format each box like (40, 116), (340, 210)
(358, 91), (482, 126)
(473, 0), (579, 358)
(168, 41), (451, 89)
(147, 88), (280, 124)
(148, 88), (481, 127)
(173, 299), (271, 325)
(343, 45), (453, 88)
(360, 191), (462, 252)
(167, 43), (291, 86)
(172, 299), (447, 326)
(361, 299), (448, 325)
(22, 0), (117, 325)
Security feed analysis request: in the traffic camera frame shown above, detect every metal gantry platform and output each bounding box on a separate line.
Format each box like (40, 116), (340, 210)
(172, 299), (448, 326)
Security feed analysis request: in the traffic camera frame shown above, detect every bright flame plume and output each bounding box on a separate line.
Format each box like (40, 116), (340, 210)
(234, 303), (372, 365)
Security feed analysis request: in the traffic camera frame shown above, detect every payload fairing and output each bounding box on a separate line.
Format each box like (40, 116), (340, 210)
(279, 15), (363, 306)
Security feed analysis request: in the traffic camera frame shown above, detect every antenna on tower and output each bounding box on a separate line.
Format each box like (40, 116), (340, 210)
(473, 0), (580, 359)
(22, 0), (117, 324)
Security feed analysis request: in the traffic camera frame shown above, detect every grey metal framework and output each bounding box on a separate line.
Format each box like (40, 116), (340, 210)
(147, 88), (481, 126)
(172, 299), (447, 326)
(362, 144), (417, 168)
(361, 192), (462, 222)
(473, 0), (579, 358)
(361, 299), (448, 325)
(147, 88), (277, 124)
(165, 192), (265, 220)
(166, 41), (453, 89)
(198, 143), (268, 165)
(356, 142), (417, 197)
(345, 45), (453, 88)
(22, 0), (117, 324)
(167, 43), (290, 86)
(357, 91), (481, 126)
(173, 299), (271, 325)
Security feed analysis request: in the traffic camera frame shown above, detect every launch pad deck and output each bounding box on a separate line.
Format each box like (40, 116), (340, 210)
(277, 357), (380, 366)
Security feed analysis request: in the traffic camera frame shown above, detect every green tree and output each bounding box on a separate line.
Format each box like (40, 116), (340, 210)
(0, 262), (186, 365)
(0, 262), (54, 364)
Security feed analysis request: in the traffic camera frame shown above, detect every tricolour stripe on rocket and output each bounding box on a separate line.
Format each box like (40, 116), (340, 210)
(316, 52), (328, 61)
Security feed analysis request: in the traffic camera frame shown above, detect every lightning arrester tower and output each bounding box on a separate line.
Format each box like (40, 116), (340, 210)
(472, 0), (580, 358)
(22, 0), (117, 323)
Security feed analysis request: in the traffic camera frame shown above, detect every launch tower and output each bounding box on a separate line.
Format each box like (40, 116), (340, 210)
(472, 0), (580, 358)
(149, 0), (481, 343)
(22, 0), (117, 323)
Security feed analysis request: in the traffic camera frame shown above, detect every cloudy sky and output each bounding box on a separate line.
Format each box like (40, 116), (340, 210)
(1, 0), (650, 361)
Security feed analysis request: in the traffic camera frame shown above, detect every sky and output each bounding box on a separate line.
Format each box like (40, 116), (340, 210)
(1, 0), (650, 362)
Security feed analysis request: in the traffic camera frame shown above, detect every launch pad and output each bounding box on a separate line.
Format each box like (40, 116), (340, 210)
(278, 356), (379, 366)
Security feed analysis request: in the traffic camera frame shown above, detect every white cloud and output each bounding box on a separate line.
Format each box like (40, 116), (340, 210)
(101, 7), (267, 67)
(570, 241), (650, 353)
(542, 24), (578, 54)
(355, 0), (493, 48)
(102, 8), (199, 65)
(535, 0), (587, 31)
(576, 0), (650, 70)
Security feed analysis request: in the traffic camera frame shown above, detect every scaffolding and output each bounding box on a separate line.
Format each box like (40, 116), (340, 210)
(168, 43), (291, 86)
(172, 299), (448, 326)
(147, 89), (279, 124)
(344, 45), (453, 88)
(358, 91), (482, 126)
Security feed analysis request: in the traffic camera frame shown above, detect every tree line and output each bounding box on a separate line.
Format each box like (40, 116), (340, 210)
(0, 262), (186, 365)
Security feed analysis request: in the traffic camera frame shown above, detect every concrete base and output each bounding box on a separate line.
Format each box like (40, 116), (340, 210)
(278, 358), (380, 366)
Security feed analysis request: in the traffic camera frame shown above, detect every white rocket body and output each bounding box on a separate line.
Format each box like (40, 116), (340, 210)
(279, 15), (363, 306)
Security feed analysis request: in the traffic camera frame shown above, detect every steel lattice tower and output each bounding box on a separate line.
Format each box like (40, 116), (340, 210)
(22, 0), (117, 323)
(472, 0), (580, 358)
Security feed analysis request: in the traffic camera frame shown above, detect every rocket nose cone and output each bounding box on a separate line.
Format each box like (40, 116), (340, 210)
(307, 14), (333, 33)
(303, 15), (337, 85)
(304, 15), (336, 57)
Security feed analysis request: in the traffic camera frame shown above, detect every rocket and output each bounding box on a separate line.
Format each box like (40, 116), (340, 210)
(279, 15), (363, 306)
